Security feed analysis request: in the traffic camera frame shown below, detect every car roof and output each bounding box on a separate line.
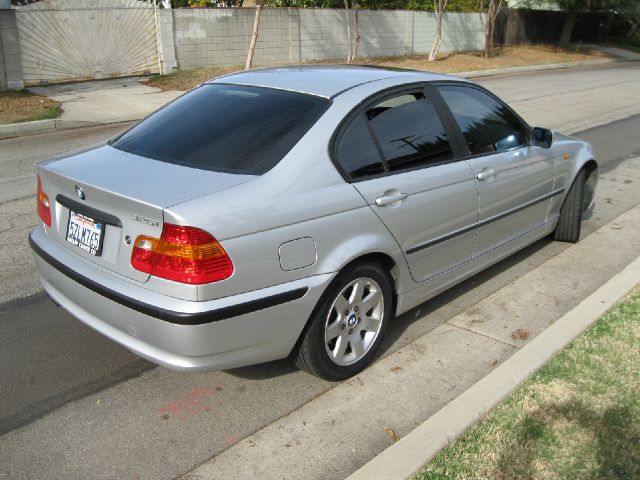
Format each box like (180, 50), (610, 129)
(208, 65), (464, 98)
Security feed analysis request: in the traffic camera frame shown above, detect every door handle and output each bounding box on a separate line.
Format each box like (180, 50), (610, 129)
(375, 191), (409, 206)
(476, 168), (497, 181)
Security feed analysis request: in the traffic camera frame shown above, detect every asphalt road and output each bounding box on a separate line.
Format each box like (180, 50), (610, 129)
(1, 62), (640, 479)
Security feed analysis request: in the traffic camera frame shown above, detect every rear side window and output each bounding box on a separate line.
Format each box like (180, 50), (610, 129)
(335, 114), (385, 179)
(111, 84), (329, 175)
(366, 92), (453, 172)
(438, 85), (528, 155)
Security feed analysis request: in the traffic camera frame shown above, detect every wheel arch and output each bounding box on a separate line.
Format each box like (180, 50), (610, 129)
(562, 148), (598, 213)
(288, 250), (401, 369)
(581, 159), (599, 214)
(583, 158), (598, 175)
(337, 252), (400, 314)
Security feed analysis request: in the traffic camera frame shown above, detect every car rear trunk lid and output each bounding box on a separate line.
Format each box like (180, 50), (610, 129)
(37, 145), (254, 283)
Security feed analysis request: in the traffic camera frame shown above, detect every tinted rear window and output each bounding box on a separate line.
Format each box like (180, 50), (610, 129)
(335, 114), (385, 179)
(111, 84), (330, 175)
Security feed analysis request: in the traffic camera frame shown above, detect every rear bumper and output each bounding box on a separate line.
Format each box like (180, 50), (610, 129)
(30, 227), (332, 371)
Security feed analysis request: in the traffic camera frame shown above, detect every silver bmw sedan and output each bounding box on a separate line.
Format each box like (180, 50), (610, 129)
(30, 66), (598, 380)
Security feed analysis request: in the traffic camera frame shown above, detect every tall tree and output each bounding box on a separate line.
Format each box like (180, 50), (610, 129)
(345, 0), (361, 64)
(428, 0), (448, 62)
(557, 0), (584, 48)
(483, 0), (503, 58)
(523, 0), (632, 48)
(245, 1), (264, 69)
(620, 0), (640, 39)
(351, 0), (361, 63)
(344, 0), (353, 63)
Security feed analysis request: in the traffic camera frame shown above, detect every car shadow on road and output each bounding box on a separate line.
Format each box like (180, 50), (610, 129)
(383, 236), (557, 352)
(226, 359), (298, 380)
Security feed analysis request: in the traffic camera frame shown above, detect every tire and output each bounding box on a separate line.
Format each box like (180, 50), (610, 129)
(554, 168), (586, 243)
(290, 262), (393, 381)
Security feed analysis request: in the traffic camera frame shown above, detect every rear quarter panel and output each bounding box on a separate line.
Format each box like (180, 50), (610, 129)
(165, 88), (423, 301)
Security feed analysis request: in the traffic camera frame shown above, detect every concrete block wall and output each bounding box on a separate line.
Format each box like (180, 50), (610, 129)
(298, 9), (351, 62)
(441, 12), (486, 53)
(0, 10), (23, 89)
(411, 11), (486, 55)
(172, 8), (297, 70)
(168, 8), (486, 70)
(0, 25), (5, 89)
(0, 6), (486, 88)
(349, 9), (410, 59)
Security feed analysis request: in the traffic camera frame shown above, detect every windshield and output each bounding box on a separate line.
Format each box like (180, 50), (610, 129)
(111, 84), (330, 175)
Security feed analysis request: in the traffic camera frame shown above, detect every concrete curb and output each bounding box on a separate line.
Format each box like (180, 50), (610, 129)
(0, 58), (625, 140)
(0, 119), (100, 139)
(458, 58), (618, 79)
(346, 255), (640, 480)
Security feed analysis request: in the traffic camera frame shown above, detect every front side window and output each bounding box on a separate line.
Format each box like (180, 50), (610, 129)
(111, 84), (329, 175)
(366, 92), (453, 172)
(438, 85), (528, 156)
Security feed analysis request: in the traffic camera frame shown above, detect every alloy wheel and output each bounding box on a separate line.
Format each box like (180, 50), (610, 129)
(324, 277), (385, 366)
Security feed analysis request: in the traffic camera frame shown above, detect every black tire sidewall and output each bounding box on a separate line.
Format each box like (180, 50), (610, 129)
(305, 263), (393, 381)
(555, 168), (586, 243)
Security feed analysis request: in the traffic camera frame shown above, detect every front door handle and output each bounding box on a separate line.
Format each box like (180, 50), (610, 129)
(375, 191), (409, 206)
(476, 168), (497, 181)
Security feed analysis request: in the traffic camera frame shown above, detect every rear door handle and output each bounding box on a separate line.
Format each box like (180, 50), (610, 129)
(476, 168), (497, 181)
(375, 191), (409, 206)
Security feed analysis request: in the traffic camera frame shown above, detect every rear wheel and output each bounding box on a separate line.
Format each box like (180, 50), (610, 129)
(554, 168), (586, 243)
(291, 263), (393, 381)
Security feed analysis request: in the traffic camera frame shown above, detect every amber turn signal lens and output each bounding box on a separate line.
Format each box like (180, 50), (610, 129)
(131, 224), (233, 285)
(37, 175), (51, 227)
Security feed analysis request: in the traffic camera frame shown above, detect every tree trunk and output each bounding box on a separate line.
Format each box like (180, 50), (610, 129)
(559, 12), (576, 49)
(352, 1), (360, 62)
(484, 1), (492, 58)
(483, 0), (502, 58)
(428, 22), (442, 62)
(245, 4), (263, 70)
(344, 0), (353, 64)
(428, 0), (447, 62)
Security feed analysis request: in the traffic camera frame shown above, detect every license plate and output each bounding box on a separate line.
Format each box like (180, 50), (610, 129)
(66, 210), (104, 256)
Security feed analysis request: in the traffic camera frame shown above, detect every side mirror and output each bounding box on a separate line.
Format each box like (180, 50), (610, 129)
(533, 127), (553, 148)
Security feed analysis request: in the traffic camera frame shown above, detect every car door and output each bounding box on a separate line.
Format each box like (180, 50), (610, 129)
(332, 86), (479, 283)
(435, 83), (557, 257)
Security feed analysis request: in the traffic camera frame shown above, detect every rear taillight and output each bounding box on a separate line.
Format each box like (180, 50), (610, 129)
(131, 224), (233, 284)
(37, 175), (51, 227)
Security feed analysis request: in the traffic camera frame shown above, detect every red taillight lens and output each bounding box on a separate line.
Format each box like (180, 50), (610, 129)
(37, 175), (51, 227)
(131, 224), (233, 284)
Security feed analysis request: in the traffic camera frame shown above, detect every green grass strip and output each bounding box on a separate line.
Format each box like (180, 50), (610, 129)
(415, 287), (640, 480)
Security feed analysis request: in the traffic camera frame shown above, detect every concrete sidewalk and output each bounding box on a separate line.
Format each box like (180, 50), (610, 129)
(28, 77), (181, 125)
(182, 197), (640, 480)
(0, 77), (181, 139)
(591, 45), (640, 61)
(348, 255), (640, 480)
(1, 46), (635, 139)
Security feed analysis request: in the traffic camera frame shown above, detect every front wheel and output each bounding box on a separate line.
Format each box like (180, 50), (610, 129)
(554, 168), (585, 243)
(291, 263), (393, 381)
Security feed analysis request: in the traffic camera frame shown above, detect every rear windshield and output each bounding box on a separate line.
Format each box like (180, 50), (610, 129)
(111, 84), (330, 175)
